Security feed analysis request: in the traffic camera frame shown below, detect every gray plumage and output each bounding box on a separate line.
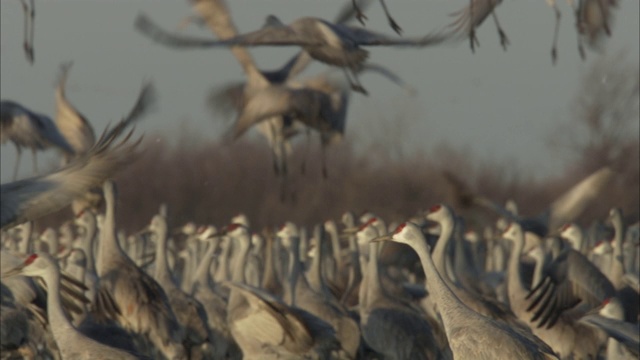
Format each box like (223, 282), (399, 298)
(94, 181), (186, 359)
(1, 100), (75, 180)
(55, 62), (96, 160)
(0, 120), (140, 230)
(446, 0), (509, 52)
(379, 222), (559, 360)
(134, 12), (449, 93)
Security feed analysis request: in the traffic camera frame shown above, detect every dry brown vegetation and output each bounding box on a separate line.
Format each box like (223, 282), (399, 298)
(35, 56), (639, 233)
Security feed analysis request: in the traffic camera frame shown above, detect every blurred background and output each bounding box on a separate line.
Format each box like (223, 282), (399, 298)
(1, 0), (638, 230)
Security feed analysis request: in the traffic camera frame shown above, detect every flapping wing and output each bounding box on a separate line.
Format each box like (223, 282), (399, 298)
(526, 249), (615, 328)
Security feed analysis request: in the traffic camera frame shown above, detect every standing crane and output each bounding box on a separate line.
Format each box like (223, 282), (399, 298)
(1, 100), (75, 180)
(94, 181), (187, 360)
(374, 222), (559, 359)
(3, 252), (142, 359)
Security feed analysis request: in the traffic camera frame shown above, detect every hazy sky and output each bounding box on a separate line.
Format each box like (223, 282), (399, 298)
(1, 0), (638, 183)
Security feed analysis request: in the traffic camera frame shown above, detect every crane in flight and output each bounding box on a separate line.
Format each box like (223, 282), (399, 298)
(134, 12), (450, 94)
(1, 100), (75, 180)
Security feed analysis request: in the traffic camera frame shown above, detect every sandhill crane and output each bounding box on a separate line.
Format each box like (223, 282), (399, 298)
(1, 100), (75, 180)
(3, 252), (142, 359)
(190, 227), (239, 359)
(446, 0), (509, 53)
(425, 204), (530, 329)
(220, 223), (339, 359)
(578, 297), (639, 359)
(145, 214), (214, 359)
(356, 220), (443, 360)
(277, 222), (360, 359)
(134, 12), (449, 94)
(575, 0), (619, 59)
(444, 166), (614, 236)
(94, 181), (186, 359)
(374, 222), (559, 359)
(55, 62), (96, 162)
(502, 221), (608, 358)
(0, 117), (143, 230)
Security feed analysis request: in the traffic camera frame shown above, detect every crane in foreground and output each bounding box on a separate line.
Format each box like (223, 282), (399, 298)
(373, 222), (559, 360)
(2, 252), (142, 359)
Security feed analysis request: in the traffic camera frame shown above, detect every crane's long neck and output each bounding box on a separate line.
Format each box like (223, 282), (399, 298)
(610, 218), (625, 289)
(365, 241), (385, 309)
(231, 237), (249, 284)
(229, 235), (250, 311)
(97, 193), (123, 275)
(433, 216), (456, 286)
(341, 235), (362, 304)
(307, 236), (328, 297)
(80, 220), (97, 274)
(216, 237), (231, 283)
(43, 267), (77, 343)
(261, 236), (280, 294)
(411, 235), (474, 338)
(154, 225), (175, 289)
(192, 239), (217, 293)
(18, 223), (33, 254)
(286, 236), (309, 307)
(507, 231), (528, 306)
(327, 226), (344, 275)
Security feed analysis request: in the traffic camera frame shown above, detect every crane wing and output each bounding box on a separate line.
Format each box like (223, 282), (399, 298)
(526, 249), (615, 328)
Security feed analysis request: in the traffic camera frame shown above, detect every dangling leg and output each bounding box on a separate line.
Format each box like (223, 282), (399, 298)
(19, 0), (33, 64)
(342, 66), (368, 95)
(379, 0), (402, 35)
(300, 128), (312, 175)
(13, 146), (22, 181)
(320, 136), (329, 180)
(28, 0), (34, 63)
(352, 0), (368, 26)
(469, 0), (480, 53)
(31, 148), (39, 175)
(548, 0), (562, 64)
(597, 0), (612, 36)
(491, 10), (509, 50)
(570, 0), (586, 60)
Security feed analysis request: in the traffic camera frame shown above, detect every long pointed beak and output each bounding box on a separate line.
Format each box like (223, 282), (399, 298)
(371, 234), (393, 243)
(2, 264), (26, 279)
(341, 227), (360, 238)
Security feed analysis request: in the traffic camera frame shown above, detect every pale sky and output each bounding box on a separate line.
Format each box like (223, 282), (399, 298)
(1, 0), (639, 183)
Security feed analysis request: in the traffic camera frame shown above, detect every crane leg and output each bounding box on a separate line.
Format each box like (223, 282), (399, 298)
(320, 140), (329, 180)
(13, 146), (22, 181)
(550, 3), (562, 64)
(351, 0), (368, 26)
(597, 0), (612, 36)
(379, 0), (402, 35)
(28, 0), (34, 63)
(342, 67), (368, 96)
(300, 128), (312, 175)
(19, 0), (34, 64)
(491, 10), (509, 51)
(31, 148), (39, 175)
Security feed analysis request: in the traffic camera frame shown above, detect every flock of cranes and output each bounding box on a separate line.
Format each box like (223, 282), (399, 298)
(1, 0), (635, 359)
(1, 180), (638, 359)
